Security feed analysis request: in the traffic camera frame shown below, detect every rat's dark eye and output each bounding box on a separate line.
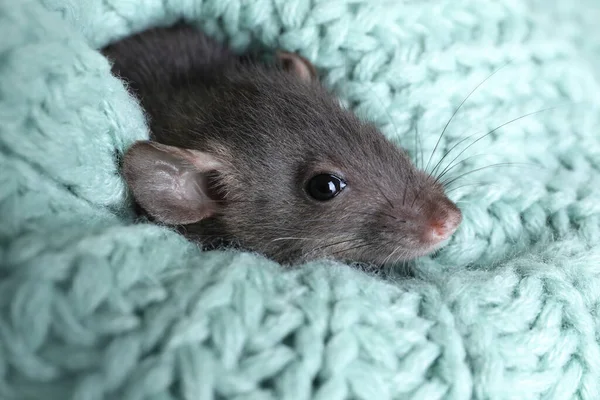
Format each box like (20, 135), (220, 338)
(306, 174), (347, 201)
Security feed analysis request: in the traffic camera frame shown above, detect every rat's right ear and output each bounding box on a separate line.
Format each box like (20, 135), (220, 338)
(122, 141), (225, 225)
(276, 51), (318, 82)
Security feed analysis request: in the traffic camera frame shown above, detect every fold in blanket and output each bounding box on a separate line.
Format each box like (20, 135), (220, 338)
(1, 0), (600, 399)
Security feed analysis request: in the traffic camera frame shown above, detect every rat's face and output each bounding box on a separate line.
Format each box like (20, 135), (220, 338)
(268, 162), (462, 265)
(204, 102), (463, 265)
(122, 54), (462, 266)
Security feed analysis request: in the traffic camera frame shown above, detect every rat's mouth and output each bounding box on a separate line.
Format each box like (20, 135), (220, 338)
(397, 228), (460, 262)
(419, 239), (452, 255)
(366, 239), (452, 266)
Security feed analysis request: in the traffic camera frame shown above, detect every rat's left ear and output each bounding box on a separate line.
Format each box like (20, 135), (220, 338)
(276, 51), (318, 82)
(122, 141), (226, 226)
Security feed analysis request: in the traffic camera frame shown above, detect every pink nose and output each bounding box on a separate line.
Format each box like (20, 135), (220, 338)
(424, 215), (461, 243)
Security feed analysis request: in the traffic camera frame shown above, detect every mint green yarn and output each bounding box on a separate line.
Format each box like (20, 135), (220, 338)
(2, 0), (600, 399)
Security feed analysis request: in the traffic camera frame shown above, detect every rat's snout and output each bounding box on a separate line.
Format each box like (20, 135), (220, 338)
(421, 200), (462, 245)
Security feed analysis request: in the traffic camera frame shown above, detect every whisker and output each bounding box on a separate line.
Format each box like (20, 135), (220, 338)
(434, 107), (555, 182)
(434, 153), (487, 183)
(331, 242), (376, 256)
(441, 162), (540, 188)
(429, 128), (480, 179)
(424, 61), (511, 174)
(414, 119), (419, 168)
(382, 245), (403, 266)
(264, 226), (316, 232)
(351, 210), (403, 222)
(413, 119), (424, 169)
(417, 123), (424, 170)
(270, 236), (316, 242)
(358, 86), (403, 211)
(444, 182), (500, 194)
(377, 229), (405, 233)
(300, 237), (365, 262)
(310, 237), (364, 253)
(375, 181), (395, 209)
(363, 83), (403, 143)
(392, 249), (412, 266)
(410, 177), (424, 208)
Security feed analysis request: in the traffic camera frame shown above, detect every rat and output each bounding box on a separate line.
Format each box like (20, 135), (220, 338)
(101, 23), (462, 266)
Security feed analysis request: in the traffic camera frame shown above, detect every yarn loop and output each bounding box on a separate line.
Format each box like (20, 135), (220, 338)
(1, 0), (600, 399)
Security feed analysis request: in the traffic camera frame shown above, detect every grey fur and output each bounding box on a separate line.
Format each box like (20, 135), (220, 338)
(102, 23), (462, 265)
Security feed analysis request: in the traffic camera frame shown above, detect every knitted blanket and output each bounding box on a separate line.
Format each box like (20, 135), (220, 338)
(2, 0), (600, 398)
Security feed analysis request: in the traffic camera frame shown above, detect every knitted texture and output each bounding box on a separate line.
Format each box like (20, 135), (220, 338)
(1, 0), (600, 399)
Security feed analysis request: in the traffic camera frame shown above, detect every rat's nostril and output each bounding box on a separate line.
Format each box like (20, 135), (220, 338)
(431, 221), (454, 238)
(425, 214), (461, 243)
(431, 223), (445, 238)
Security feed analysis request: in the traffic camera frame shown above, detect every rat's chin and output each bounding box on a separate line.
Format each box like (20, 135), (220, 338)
(375, 241), (450, 265)
(413, 243), (446, 258)
(415, 237), (454, 257)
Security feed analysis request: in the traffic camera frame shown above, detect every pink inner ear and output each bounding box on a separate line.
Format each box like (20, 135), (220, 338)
(123, 140), (225, 225)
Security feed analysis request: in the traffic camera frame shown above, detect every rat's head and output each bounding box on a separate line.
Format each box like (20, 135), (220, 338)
(122, 52), (462, 265)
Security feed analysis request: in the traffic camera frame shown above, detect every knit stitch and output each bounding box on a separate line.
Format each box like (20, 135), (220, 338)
(1, 0), (600, 399)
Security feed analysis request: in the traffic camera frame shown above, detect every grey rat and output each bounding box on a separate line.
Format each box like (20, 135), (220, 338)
(102, 23), (462, 266)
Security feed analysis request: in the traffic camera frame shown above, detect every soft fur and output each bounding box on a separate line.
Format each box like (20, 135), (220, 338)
(104, 24), (461, 264)
(2, 0), (600, 399)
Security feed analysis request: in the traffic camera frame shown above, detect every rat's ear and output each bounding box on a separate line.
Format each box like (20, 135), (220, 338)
(276, 51), (318, 82)
(122, 140), (224, 225)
